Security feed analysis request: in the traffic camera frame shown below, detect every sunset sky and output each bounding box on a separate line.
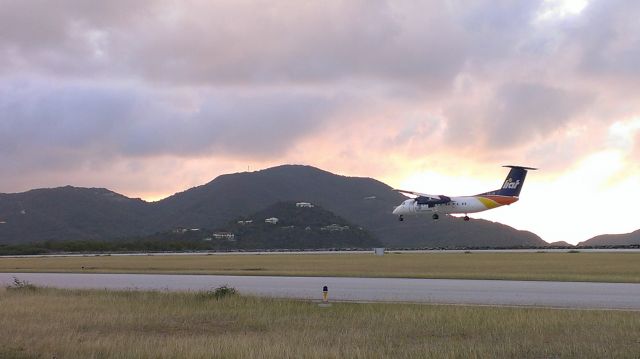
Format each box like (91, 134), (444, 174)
(1, 0), (639, 244)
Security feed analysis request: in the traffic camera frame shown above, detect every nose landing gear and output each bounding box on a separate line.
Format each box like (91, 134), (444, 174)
(398, 215), (404, 222)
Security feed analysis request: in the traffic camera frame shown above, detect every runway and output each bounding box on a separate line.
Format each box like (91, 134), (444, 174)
(2, 272), (639, 310)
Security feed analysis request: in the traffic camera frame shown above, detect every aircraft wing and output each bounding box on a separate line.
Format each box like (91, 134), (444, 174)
(394, 189), (444, 200)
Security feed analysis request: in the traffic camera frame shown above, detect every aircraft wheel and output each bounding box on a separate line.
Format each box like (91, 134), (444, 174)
(432, 213), (439, 220)
(399, 215), (404, 222)
(464, 216), (470, 221)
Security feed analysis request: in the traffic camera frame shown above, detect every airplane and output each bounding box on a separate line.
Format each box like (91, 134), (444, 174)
(392, 165), (536, 222)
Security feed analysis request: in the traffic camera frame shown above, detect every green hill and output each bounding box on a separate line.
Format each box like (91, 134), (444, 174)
(0, 186), (154, 243)
(213, 201), (381, 249)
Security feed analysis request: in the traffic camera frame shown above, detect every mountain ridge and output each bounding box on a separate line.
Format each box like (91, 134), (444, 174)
(0, 164), (547, 248)
(579, 229), (640, 246)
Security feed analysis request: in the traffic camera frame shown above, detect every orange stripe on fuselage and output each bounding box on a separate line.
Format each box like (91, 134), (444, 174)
(476, 195), (519, 209)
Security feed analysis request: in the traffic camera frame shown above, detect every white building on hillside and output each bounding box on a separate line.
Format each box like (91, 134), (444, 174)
(296, 202), (314, 208)
(321, 224), (349, 232)
(265, 217), (279, 224)
(212, 232), (235, 240)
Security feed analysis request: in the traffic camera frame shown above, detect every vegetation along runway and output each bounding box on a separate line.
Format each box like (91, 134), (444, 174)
(1, 252), (640, 283)
(1, 287), (639, 358)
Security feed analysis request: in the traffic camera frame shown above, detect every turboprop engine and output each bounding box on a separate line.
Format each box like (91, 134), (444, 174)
(414, 195), (451, 207)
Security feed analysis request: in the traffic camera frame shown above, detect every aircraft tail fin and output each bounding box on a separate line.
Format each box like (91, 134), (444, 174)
(481, 165), (537, 197)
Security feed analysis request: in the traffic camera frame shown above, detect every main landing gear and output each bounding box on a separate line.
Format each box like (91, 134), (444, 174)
(464, 215), (470, 221)
(432, 213), (439, 220)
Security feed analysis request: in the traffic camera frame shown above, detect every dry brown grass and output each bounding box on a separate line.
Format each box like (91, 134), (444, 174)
(1, 286), (639, 358)
(2, 252), (640, 282)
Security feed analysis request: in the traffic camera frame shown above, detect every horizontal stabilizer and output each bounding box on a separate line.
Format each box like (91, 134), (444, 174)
(503, 165), (538, 171)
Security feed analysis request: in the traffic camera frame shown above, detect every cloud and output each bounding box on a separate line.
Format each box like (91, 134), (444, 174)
(441, 81), (593, 153)
(1, 0), (640, 202)
(0, 0), (472, 89)
(0, 0), (153, 74)
(483, 82), (593, 146)
(570, 0), (640, 81)
(0, 78), (341, 176)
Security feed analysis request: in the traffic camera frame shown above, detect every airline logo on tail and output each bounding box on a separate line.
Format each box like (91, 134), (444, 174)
(502, 178), (520, 190)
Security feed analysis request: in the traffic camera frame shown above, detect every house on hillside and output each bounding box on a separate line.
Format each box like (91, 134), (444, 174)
(265, 217), (279, 224)
(237, 220), (253, 225)
(296, 202), (314, 208)
(173, 228), (201, 234)
(321, 224), (349, 232)
(212, 232), (235, 240)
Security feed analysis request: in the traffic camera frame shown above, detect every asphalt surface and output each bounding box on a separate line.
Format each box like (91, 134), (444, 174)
(1, 272), (639, 310)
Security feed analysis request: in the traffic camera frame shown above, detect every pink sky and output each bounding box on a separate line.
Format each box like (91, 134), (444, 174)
(1, 0), (639, 244)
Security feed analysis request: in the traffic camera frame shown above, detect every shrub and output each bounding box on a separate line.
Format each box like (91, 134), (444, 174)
(6, 277), (38, 291)
(198, 285), (238, 300)
(212, 285), (237, 299)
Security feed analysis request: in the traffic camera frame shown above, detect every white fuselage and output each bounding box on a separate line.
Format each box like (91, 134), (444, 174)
(393, 166), (532, 220)
(392, 196), (489, 217)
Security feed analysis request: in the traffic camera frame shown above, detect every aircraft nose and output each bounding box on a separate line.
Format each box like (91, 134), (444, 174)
(393, 205), (401, 215)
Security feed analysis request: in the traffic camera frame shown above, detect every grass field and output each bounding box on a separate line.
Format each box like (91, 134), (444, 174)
(1, 286), (639, 358)
(2, 252), (640, 282)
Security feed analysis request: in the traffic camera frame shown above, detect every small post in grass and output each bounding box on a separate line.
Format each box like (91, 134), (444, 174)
(319, 285), (331, 307)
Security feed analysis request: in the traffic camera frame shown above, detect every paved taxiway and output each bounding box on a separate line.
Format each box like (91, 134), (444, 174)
(1, 272), (639, 310)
